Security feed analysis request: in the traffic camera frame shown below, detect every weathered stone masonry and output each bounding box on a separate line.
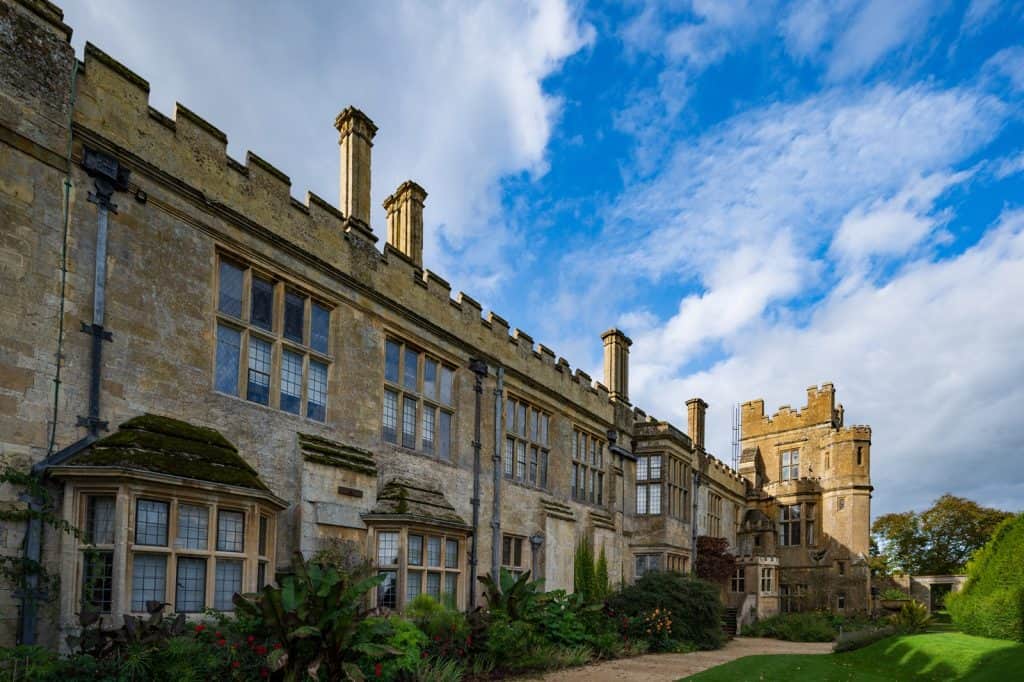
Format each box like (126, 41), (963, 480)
(0, 0), (871, 647)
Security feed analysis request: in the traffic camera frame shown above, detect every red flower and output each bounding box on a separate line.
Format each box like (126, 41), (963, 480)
(421, 652), (428, 659)
(273, 642), (282, 650)
(215, 632), (223, 639)
(194, 624), (206, 633)
(232, 661), (240, 669)
(374, 662), (383, 677)
(247, 635), (256, 644)
(216, 639), (226, 647)
(259, 669), (269, 678)
(434, 635), (441, 642)
(465, 636), (472, 647)
(255, 645), (268, 656)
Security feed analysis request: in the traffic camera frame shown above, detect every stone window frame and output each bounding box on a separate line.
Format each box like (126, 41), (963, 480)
(666, 553), (688, 573)
(213, 251), (334, 422)
(760, 566), (774, 593)
(730, 567), (745, 593)
(504, 395), (550, 489)
(381, 337), (456, 460)
(501, 534), (527, 576)
(634, 553), (660, 579)
(635, 454), (662, 515)
(779, 503), (801, 546)
(572, 428), (606, 505)
(369, 525), (465, 612)
(706, 491), (723, 537)
(665, 455), (690, 522)
(67, 480), (277, 621)
(780, 449), (800, 481)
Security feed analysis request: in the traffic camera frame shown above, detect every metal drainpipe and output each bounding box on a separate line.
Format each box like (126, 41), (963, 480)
(490, 367), (504, 580)
(691, 455), (703, 576)
(468, 359), (488, 608)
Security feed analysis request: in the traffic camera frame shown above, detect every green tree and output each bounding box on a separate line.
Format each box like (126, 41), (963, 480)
(872, 494), (1013, 575)
(573, 538), (595, 601)
(594, 545), (610, 600)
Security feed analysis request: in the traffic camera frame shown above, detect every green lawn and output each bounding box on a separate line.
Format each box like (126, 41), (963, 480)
(681, 632), (1024, 681)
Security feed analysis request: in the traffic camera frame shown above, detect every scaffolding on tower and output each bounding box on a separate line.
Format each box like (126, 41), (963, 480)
(731, 403), (740, 470)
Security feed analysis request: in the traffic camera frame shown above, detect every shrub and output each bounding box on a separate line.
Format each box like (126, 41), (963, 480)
(741, 612), (836, 642)
(406, 594), (474, 661)
(948, 512), (1024, 641)
(880, 588), (911, 600)
(606, 571), (724, 650)
(832, 625), (898, 653)
(889, 600), (931, 634)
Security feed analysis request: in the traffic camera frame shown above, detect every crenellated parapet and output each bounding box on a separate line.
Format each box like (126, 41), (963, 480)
(740, 383), (842, 439)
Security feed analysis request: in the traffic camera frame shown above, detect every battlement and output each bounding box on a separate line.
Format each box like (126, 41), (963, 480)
(741, 382), (845, 439)
(832, 425), (872, 442)
(60, 36), (627, 417)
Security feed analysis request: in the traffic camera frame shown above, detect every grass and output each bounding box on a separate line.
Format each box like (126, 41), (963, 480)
(680, 632), (1024, 681)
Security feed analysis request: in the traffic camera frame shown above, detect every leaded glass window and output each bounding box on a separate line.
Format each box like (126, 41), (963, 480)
(131, 554), (166, 611)
(135, 499), (168, 546)
(175, 504), (208, 550)
(214, 559), (243, 610)
(217, 510), (245, 553)
(175, 557), (207, 612)
(382, 339), (455, 457)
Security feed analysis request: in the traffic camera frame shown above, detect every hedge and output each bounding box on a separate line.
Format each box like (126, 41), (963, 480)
(947, 512), (1024, 641)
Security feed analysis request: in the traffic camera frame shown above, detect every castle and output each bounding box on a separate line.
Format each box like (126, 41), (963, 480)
(0, 0), (872, 647)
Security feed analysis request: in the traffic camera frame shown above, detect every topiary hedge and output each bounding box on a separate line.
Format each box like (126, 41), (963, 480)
(947, 512), (1024, 641)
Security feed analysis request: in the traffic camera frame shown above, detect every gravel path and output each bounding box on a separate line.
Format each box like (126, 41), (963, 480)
(528, 637), (834, 682)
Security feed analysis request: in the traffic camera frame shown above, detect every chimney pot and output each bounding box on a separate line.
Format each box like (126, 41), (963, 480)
(601, 328), (632, 404)
(384, 180), (428, 267)
(686, 397), (708, 450)
(335, 106), (377, 231)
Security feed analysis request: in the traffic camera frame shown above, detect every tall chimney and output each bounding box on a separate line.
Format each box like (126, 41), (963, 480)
(335, 106), (377, 230)
(384, 181), (427, 267)
(687, 398), (708, 450)
(601, 329), (632, 404)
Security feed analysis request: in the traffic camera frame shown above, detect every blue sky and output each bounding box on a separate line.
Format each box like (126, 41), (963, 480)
(62, 0), (1024, 517)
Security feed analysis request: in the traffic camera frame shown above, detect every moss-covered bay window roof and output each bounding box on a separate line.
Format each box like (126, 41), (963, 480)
(51, 414), (284, 506)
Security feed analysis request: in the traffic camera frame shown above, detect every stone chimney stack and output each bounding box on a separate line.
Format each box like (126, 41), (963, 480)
(601, 329), (632, 404)
(335, 106), (378, 230)
(384, 181), (427, 267)
(687, 398), (708, 450)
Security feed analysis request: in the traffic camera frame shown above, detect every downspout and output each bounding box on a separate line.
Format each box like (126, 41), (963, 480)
(691, 453), (703, 576)
(490, 367), (504, 580)
(468, 359), (488, 608)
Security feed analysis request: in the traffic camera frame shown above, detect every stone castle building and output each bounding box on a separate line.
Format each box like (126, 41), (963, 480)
(0, 0), (871, 646)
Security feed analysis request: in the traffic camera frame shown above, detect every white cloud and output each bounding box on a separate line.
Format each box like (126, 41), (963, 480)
(961, 0), (1003, 34)
(826, 0), (936, 81)
(984, 46), (1024, 92)
(61, 0), (593, 298)
(661, 210), (1024, 516)
(995, 151), (1024, 179)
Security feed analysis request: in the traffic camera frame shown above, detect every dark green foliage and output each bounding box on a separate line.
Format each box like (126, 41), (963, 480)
(832, 625), (899, 652)
(948, 513), (1024, 641)
(68, 600), (187, 660)
(406, 594), (476, 661)
(232, 551), (397, 681)
(478, 568), (546, 621)
(606, 571), (724, 650)
(594, 546), (610, 601)
(740, 612), (837, 642)
(889, 600), (932, 633)
(880, 588), (912, 600)
(573, 538), (595, 601)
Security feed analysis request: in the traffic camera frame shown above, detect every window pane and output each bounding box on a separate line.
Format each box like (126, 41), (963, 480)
(250, 276), (274, 330)
(540, 415), (548, 445)
(175, 557), (207, 612)
(86, 496), (115, 545)
(445, 539), (459, 569)
(650, 455), (662, 480)
(529, 446), (538, 483)
(382, 389), (398, 443)
(175, 504), (209, 550)
(637, 457), (648, 482)
(636, 485), (647, 514)
(385, 340), (401, 383)
(377, 532), (399, 565)
(408, 535), (423, 566)
(422, 405), (435, 454)
(215, 324), (241, 396)
(502, 536), (511, 566)
(440, 367), (454, 405)
(506, 399), (515, 432)
(516, 441), (526, 479)
(424, 358), (438, 400)
(259, 516), (269, 556)
(257, 562), (267, 589)
(650, 485), (662, 514)
(135, 499), (168, 546)
(402, 396), (417, 448)
(218, 260), (244, 317)
(438, 411), (452, 461)
(311, 302), (330, 354)
(217, 510), (245, 552)
(406, 571), (422, 603)
(214, 559), (243, 611)
(246, 336), (271, 405)
(403, 348), (419, 390)
(540, 451), (549, 488)
(307, 360), (327, 421)
(378, 571), (397, 609)
(427, 537), (442, 567)
(426, 572), (441, 598)
(280, 350), (303, 415)
(444, 573), (457, 599)
(284, 291), (305, 343)
(530, 410), (538, 442)
(571, 463), (578, 497)
(83, 550), (114, 613)
(131, 554), (166, 611)
(513, 539), (522, 567)
(598, 472), (604, 505)
(505, 438), (515, 477)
